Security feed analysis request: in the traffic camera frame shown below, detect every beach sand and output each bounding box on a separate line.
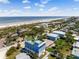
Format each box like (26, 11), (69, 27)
(0, 18), (62, 29)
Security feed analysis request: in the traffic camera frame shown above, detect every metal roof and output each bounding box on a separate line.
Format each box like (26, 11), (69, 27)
(47, 33), (59, 38)
(26, 40), (45, 47)
(73, 42), (79, 48)
(26, 40), (42, 45)
(53, 31), (65, 35)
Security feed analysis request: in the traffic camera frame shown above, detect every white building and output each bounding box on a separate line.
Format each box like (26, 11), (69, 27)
(47, 33), (59, 41)
(74, 36), (79, 41)
(73, 35), (79, 48)
(72, 35), (79, 58)
(72, 48), (79, 58)
(53, 31), (65, 38)
(73, 42), (79, 48)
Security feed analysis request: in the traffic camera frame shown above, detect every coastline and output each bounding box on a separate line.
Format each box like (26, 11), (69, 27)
(0, 18), (62, 29)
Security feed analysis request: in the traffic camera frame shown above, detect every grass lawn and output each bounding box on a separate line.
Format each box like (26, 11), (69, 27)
(46, 48), (53, 52)
(59, 46), (71, 58)
(48, 55), (56, 59)
(6, 48), (21, 59)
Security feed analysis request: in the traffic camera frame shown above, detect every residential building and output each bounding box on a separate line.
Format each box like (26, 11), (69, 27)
(72, 35), (79, 58)
(23, 40), (46, 57)
(53, 31), (65, 38)
(72, 48), (79, 58)
(73, 36), (79, 48)
(74, 36), (79, 42)
(73, 42), (79, 48)
(47, 33), (59, 41)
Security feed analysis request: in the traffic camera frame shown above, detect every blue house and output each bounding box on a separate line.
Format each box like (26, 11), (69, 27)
(53, 31), (65, 38)
(23, 40), (46, 57)
(47, 33), (59, 41)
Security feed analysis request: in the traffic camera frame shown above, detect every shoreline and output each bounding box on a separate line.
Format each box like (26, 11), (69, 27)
(0, 18), (62, 29)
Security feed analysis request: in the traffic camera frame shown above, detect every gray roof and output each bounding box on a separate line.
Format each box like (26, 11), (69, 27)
(73, 42), (79, 48)
(53, 31), (65, 35)
(47, 33), (59, 38)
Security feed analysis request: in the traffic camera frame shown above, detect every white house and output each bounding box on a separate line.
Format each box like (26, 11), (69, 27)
(73, 42), (79, 48)
(74, 36), (79, 41)
(72, 48), (79, 57)
(72, 35), (79, 58)
(53, 31), (65, 38)
(47, 33), (59, 41)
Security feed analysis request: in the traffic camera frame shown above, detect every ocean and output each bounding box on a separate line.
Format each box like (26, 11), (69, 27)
(0, 16), (66, 25)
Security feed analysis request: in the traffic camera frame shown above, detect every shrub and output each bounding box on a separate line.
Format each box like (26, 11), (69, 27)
(6, 46), (17, 56)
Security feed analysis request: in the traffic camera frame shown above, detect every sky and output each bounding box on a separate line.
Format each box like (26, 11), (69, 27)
(0, 0), (79, 16)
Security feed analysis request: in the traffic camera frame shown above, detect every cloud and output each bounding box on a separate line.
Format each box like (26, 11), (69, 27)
(40, 0), (51, 4)
(39, 4), (45, 7)
(1, 8), (79, 16)
(73, 8), (79, 10)
(35, 3), (39, 6)
(35, 3), (45, 8)
(22, 0), (30, 3)
(24, 6), (31, 9)
(35, 0), (51, 8)
(0, 8), (61, 16)
(0, 0), (10, 3)
(9, 9), (21, 14)
(48, 7), (58, 12)
(34, 3), (45, 11)
(0, 9), (22, 16)
(74, 0), (79, 2)
(0, 9), (33, 16)
(39, 8), (44, 11)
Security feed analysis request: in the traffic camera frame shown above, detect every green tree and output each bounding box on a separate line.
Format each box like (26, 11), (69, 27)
(55, 39), (67, 49)
(66, 55), (76, 59)
(65, 31), (75, 45)
(6, 46), (17, 56)
(16, 43), (21, 49)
